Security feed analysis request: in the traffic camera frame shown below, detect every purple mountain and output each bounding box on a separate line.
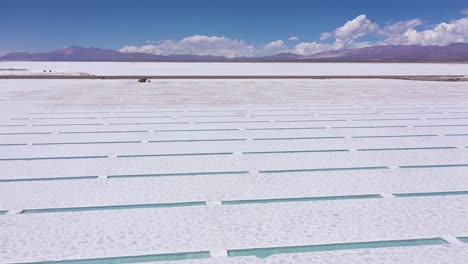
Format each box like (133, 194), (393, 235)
(301, 43), (468, 62)
(1, 43), (468, 62)
(0, 46), (229, 62)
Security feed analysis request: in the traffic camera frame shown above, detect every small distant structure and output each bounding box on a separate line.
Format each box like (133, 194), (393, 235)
(138, 78), (150, 83)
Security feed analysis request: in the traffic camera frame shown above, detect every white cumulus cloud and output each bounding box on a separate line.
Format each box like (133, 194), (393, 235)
(264, 40), (286, 50)
(294, 14), (467, 56)
(381, 19), (423, 35)
(382, 18), (468, 45)
(256, 40), (290, 55)
(317, 14), (468, 51)
(294, 42), (333, 55)
(378, 19), (424, 45)
(0, 51), (12, 57)
(333, 14), (379, 49)
(296, 14), (380, 55)
(119, 14), (468, 58)
(120, 35), (254, 58)
(320, 32), (333, 40)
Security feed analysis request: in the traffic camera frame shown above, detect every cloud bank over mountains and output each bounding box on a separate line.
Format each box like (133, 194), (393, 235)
(0, 51), (12, 56)
(121, 35), (254, 58)
(121, 11), (468, 57)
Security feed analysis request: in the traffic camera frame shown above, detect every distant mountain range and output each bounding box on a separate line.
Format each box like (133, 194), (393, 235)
(300, 43), (468, 62)
(0, 46), (229, 62)
(2, 43), (468, 62)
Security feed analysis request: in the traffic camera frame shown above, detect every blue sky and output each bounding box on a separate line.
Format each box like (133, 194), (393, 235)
(2, 0), (468, 56)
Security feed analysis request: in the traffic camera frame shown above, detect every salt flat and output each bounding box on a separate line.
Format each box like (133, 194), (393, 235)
(1, 78), (468, 263)
(1, 62), (468, 76)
